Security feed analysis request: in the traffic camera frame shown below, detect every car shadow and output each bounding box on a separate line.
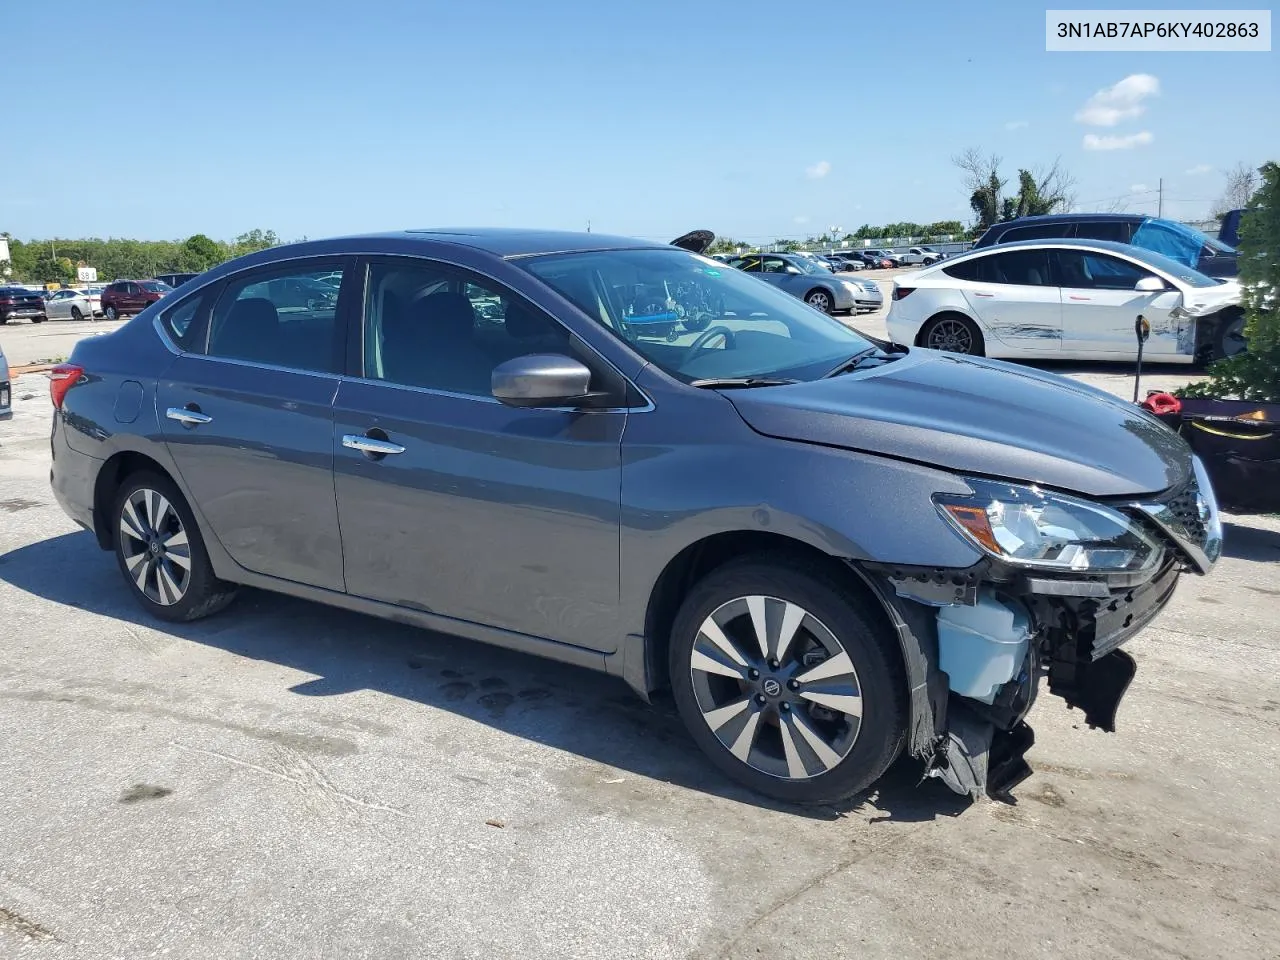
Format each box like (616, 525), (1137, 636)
(0, 530), (970, 822)
(1222, 520), (1280, 562)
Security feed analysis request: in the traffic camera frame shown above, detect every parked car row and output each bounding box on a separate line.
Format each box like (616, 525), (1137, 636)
(728, 253), (883, 314)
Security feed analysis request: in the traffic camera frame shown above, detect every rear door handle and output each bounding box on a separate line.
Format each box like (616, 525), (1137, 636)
(166, 406), (212, 426)
(1068, 295), (1092, 301)
(342, 434), (406, 456)
(973, 291), (994, 298)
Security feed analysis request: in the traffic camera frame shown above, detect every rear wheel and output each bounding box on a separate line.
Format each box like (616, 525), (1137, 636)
(668, 558), (906, 805)
(71, 306), (84, 322)
(104, 306), (118, 321)
(113, 472), (237, 622)
(32, 314), (45, 323)
(921, 313), (984, 356)
(805, 289), (834, 314)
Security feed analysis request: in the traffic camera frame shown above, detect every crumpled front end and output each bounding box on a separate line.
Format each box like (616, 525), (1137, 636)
(862, 460), (1222, 802)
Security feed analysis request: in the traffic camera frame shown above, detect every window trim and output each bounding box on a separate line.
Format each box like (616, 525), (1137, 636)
(353, 254), (648, 411)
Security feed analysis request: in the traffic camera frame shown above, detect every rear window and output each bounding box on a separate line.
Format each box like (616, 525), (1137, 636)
(1072, 220), (1133, 244)
(999, 223), (1074, 243)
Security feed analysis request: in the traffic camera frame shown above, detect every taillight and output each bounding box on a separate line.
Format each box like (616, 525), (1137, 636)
(893, 286), (916, 301)
(49, 363), (85, 410)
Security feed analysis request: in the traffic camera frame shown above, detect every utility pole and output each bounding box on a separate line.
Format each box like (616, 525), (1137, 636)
(1157, 178), (1163, 218)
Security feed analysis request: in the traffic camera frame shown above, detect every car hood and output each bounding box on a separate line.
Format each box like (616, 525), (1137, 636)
(1181, 277), (1241, 314)
(726, 350), (1191, 497)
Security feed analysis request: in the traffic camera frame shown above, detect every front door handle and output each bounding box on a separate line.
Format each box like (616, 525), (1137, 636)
(166, 406), (212, 426)
(342, 434), (406, 456)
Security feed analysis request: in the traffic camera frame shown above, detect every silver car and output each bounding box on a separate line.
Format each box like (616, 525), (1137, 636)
(44, 288), (102, 321)
(729, 252), (863, 313)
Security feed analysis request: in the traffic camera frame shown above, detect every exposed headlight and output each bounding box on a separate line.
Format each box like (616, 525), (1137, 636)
(934, 479), (1161, 573)
(841, 281), (862, 294)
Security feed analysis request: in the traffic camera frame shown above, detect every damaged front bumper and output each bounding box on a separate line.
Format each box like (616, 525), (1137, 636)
(857, 469), (1219, 802)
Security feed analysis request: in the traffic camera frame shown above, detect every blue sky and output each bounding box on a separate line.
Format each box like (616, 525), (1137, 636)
(3, 0), (1276, 242)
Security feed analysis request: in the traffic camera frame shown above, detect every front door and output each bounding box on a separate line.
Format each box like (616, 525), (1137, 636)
(959, 248), (1061, 352)
(1052, 249), (1185, 357)
(157, 257), (353, 590)
(331, 256), (625, 651)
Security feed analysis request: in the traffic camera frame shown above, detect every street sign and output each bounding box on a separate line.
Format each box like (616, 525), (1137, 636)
(77, 266), (98, 283)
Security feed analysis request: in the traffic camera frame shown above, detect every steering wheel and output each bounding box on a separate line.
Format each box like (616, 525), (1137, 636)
(683, 325), (736, 364)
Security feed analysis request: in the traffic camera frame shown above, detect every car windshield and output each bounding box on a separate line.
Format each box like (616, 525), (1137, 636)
(1119, 244), (1222, 288)
(790, 257), (830, 275)
(141, 281), (172, 292)
(523, 248), (873, 383)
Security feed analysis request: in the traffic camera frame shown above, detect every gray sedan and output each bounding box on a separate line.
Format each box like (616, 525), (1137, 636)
(44, 288), (103, 321)
(729, 252), (865, 313)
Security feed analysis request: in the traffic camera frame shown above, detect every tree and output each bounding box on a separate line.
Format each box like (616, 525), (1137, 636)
(1181, 161), (1280, 402)
(1212, 162), (1260, 219)
(181, 233), (222, 271)
(953, 149), (1075, 230)
(707, 236), (744, 254)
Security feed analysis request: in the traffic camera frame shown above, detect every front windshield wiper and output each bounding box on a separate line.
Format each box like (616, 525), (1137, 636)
(688, 377), (799, 389)
(822, 346), (885, 378)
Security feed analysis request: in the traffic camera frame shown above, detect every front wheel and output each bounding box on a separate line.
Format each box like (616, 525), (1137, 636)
(113, 472), (237, 622)
(921, 313), (984, 355)
(669, 558), (906, 805)
(1213, 312), (1247, 360)
(805, 289), (834, 314)
(32, 314), (45, 323)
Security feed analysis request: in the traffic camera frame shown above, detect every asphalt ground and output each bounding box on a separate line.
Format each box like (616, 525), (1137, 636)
(1, 301), (1277, 960)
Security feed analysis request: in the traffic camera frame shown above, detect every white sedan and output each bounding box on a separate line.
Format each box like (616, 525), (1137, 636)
(887, 239), (1244, 363)
(44, 288), (103, 321)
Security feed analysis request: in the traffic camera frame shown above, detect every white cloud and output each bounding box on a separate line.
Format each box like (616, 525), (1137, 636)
(1130, 183), (1149, 193)
(1075, 74), (1160, 127)
(1005, 120), (1030, 130)
(805, 160), (831, 180)
(1084, 131), (1153, 150)
(793, 215), (810, 224)
(1185, 163), (1212, 175)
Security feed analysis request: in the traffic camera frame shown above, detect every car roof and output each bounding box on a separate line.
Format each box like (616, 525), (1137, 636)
(397, 227), (666, 257)
(991, 212), (1143, 228)
(941, 237), (1156, 260)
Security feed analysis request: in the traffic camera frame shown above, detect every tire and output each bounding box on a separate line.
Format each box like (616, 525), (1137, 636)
(1213, 312), (1247, 360)
(920, 312), (984, 356)
(805, 288), (834, 314)
(71, 306), (83, 322)
(32, 314), (45, 323)
(104, 306), (118, 321)
(668, 557), (907, 805)
(112, 471), (237, 623)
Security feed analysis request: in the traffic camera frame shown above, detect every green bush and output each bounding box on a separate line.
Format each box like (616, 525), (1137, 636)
(1180, 161), (1280, 402)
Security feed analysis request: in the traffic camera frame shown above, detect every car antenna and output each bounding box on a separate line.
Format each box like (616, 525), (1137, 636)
(1132, 315), (1151, 403)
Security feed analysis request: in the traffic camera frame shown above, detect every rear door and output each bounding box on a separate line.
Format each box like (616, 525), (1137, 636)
(1052, 249), (1185, 357)
(157, 256), (354, 590)
(955, 249), (1061, 352)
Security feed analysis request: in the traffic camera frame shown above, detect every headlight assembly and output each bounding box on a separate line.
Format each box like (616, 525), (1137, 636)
(935, 479), (1162, 573)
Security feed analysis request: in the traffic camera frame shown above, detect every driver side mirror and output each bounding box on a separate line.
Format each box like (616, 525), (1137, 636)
(1134, 276), (1167, 293)
(492, 354), (593, 408)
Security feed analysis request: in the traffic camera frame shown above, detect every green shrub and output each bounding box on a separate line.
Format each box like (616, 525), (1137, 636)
(1180, 161), (1279, 402)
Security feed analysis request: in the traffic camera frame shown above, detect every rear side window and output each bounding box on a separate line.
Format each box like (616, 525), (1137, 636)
(207, 264), (346, 372)
(1072, 220), (1132, 243)
(999, 223), (1073, 243)
(159, 295), (206, 351)
(944, 250), (1052, 286)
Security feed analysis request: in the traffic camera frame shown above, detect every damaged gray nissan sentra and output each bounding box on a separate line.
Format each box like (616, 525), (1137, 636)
(48, 229), (1222, 804)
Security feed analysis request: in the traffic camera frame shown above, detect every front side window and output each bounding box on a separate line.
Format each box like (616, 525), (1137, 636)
(207, 265), (344, 372)
(1054, 251), (1153, 290)
(363, 259), (571, 396)
(1072, 220), (1131, 243)
(141, 281), (172, 293)
(522, 248), (872, 383)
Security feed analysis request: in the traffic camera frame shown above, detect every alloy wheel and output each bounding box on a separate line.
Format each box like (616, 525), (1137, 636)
(689, 595), (863, 781)
(105, 306), (117, 321)
(71, 307), (83, 321)
(807, 292), (831, 313)
(927, 317), (974, 353)
(118, 488), (192, 606)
